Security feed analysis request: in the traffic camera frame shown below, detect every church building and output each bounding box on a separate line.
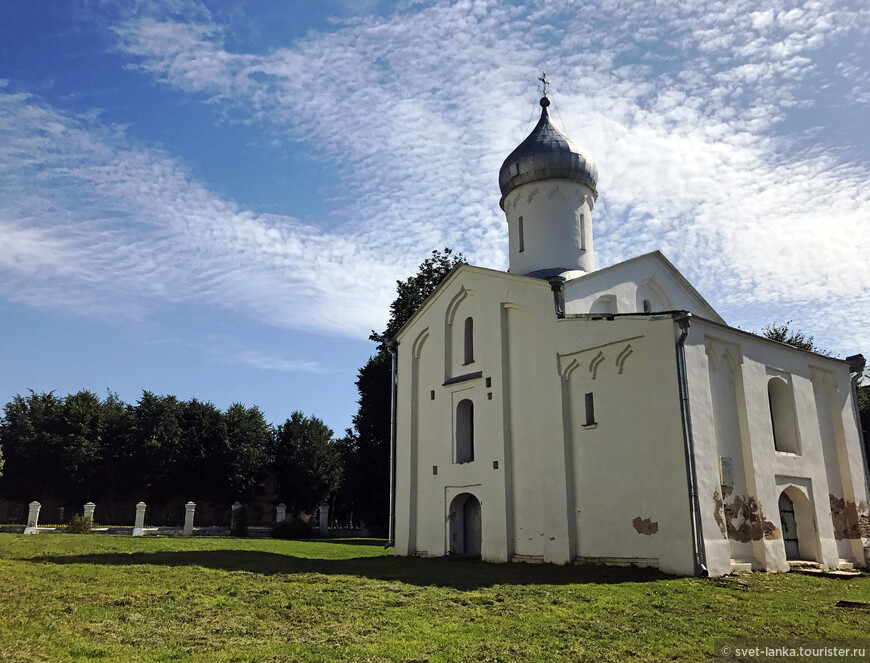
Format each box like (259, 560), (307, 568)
(391, 89), (869, 577)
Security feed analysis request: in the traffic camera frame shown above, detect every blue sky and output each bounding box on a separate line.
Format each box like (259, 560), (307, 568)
(1, 0), (868, 434)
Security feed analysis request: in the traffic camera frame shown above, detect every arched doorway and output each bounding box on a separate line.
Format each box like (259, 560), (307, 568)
(778, 488), (819, 562)
(778, 492), (799, 560)
(448, 493), (481, 557)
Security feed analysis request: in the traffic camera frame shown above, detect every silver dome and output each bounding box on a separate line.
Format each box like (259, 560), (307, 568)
(499, 97), (598, 209)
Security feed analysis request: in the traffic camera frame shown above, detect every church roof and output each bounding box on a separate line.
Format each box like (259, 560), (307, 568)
(565, 250), (726, 324)
(498, 96), (598, 209)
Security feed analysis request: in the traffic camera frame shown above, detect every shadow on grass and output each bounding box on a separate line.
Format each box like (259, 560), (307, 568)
(30, 548), (671, 589)
(307, 538), (390, 547)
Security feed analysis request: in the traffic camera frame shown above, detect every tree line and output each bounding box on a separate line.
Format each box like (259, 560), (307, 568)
(0, 391), (342, 518)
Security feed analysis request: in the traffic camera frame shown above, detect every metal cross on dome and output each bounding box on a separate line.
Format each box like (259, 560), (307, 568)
(538, 72), (550, 97)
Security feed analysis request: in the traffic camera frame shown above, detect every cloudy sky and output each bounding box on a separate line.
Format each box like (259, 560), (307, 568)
(1, 0), (868, 433)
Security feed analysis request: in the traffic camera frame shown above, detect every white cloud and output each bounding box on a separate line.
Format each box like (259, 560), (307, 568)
(0, 89), (396, 336)
(223, 348), (330, 374)
(2, 0), (870, 356)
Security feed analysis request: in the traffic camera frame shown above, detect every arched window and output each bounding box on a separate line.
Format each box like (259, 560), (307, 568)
(768, 377), (799, 453)
(456, 399), (474, 463)
(463, 317), (474, 365)
(637, 277), (674, 313)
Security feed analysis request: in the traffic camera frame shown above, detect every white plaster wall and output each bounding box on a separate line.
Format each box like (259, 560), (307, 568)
(558, 318), (696, 576)
(563, 252), (721, 320)
(502, 179), (595, 277)
(502, 303), (546, 559)
(396, 267), (553, 562)
(685, 319), (869, 574)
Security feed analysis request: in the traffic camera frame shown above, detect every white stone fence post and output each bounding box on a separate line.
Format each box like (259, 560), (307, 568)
(83, 502), (96, 521)
(24, 501), (41, 534)
(318, 503), (329, 537)
(276, 503), (287, 523)
(183, 501), (196, 536)
(132, 502), (147, 536)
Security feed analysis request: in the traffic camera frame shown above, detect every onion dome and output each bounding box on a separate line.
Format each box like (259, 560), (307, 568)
(498, 96), (598, 209)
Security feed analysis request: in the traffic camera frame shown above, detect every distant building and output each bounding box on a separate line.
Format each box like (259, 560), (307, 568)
(392, 92), (869, 576)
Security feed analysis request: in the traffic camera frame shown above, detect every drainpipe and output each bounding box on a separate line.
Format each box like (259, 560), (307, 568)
(674, 312), (709, 577)
(386, 340), (398, 549)
(547, 276), (566, 318)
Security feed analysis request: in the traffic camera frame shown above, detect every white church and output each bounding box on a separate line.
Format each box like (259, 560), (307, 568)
(391, 90), (869, 577)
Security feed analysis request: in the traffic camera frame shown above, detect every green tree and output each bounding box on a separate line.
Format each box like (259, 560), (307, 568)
(369, 248), (466, 348)
(330, 430), (360, 525)
(57, 390), (105, 502)
(272, 411), (342, 514)
(223, 403), (272, 503)
(0, 391), (64, 501)
(340, 248), (465, 529)
(760, 321), (828, 355)
(127, 392), (184, 506)
(858, 383), (869, 415)
(0, 390), (133, 505)
(97, 391), (135, 499)
(176, 398), (227, 501)
(856, 378), (869, 459)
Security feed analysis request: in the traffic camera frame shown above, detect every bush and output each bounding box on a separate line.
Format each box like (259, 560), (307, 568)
(67, 514), (93, 534)
(271, 517), (311, 540)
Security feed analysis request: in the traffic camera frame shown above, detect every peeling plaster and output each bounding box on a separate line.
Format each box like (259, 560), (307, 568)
(829, 495), (870, 540)
(713, 491), (727, 538)
(713, 490), (780, 542)
(632, 517), (658, 535)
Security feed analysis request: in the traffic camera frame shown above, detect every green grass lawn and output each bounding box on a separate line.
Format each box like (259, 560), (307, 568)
(0, 534), (868, 662)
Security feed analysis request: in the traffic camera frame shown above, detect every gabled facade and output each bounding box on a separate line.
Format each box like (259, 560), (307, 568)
(392, 92), (869, 576)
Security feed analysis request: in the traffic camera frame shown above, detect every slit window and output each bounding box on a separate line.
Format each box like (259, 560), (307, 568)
(643, 299), (652, 313)
(456, 399), (474, 463)
(463, 317), (474, 365)
(768, 377), (799, 453)
(584, 392), (596, 426)
(518, 216), (525, 253)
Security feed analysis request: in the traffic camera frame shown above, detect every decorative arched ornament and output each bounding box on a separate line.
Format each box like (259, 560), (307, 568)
(589, 351), (606, 380)
(412, 328), (430, 359)
(445, 287), (473, 326)
(615, 344), (634, 374)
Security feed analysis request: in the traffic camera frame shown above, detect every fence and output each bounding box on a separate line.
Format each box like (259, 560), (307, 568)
(2, 500), (342, 537)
